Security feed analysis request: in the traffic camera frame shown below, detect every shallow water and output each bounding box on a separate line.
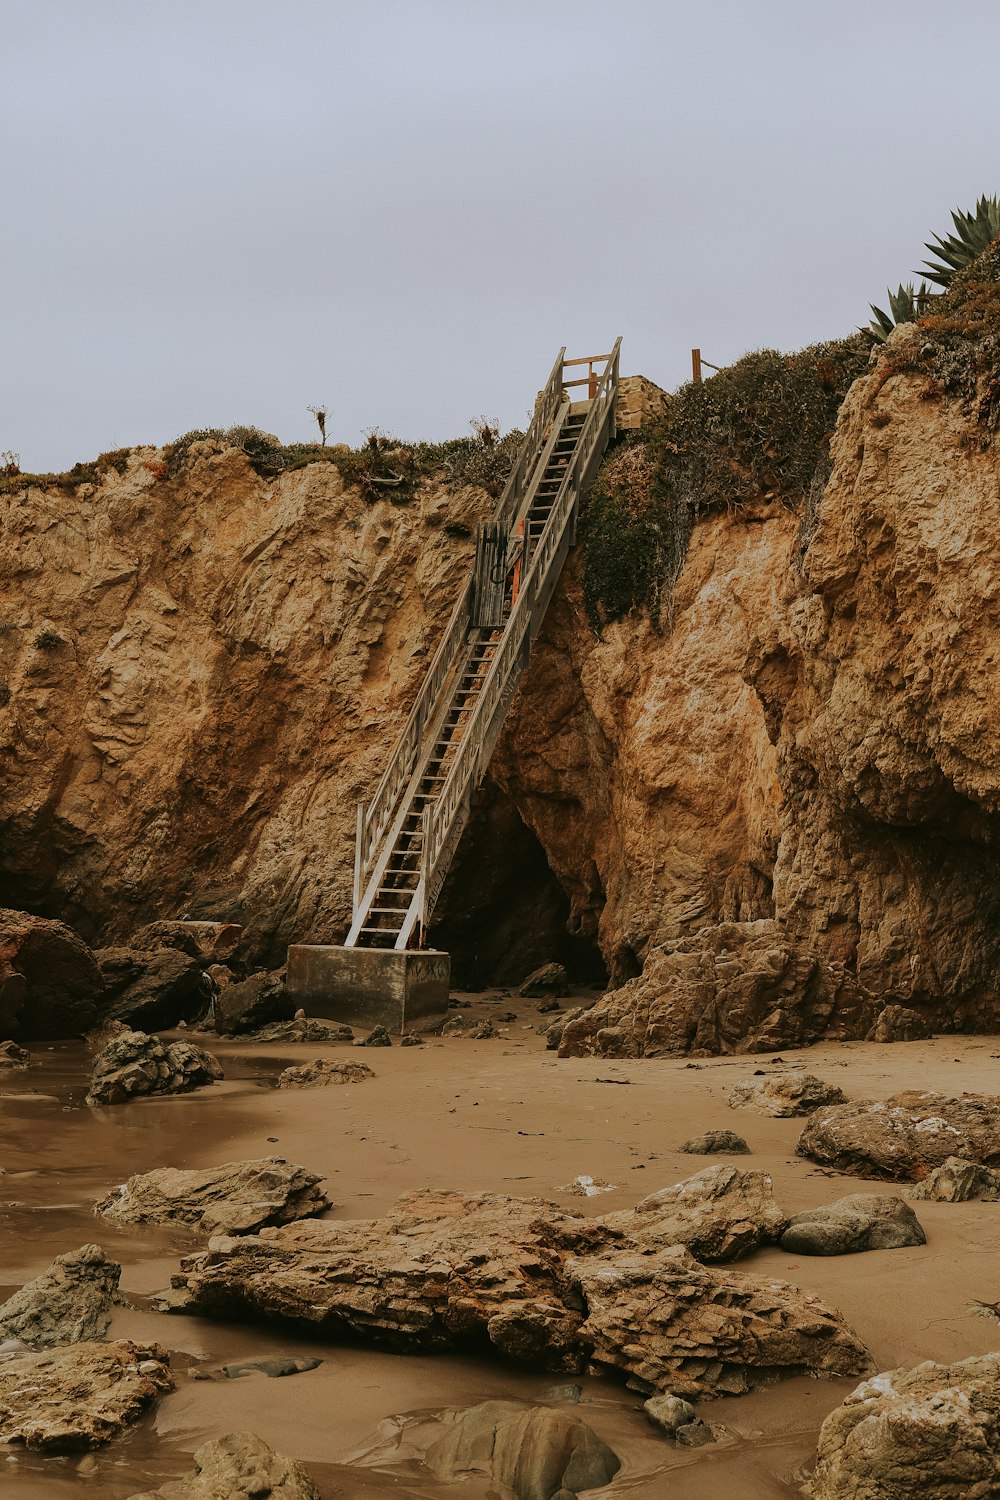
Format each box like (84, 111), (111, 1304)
(4, 1023), (997, 1496)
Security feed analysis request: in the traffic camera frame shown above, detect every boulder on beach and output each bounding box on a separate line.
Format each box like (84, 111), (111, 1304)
(518, 962), (569, 998)
(0, 1339), (172, 1452)
(0, 1243), (121, 1349)
(797, 1091), (1000, 1180)
(276, 1058), (374, 1089)
(214, 969), (293, 1036)
(866, 1003), (934, 1043)
(680, 1129), (750, 1155)
(126, 1430), (320, 1499)
(156, 1187), (870, 1400)
(129, 920), (243, 963)
(601, 1164), (786, 1261)
(425, 1399), (620, 1500)
(806, 1352), (1000, 1499)
(86, 1028), (222, 1106)
(0, 1039), (29, 1067)
(728, 1072), (847, 1117)
(0, 906), (104, 1041)
(95, 1159), (328, 1235)
(779, 1194), (926, 1255)
(94, 946), (211, 1030)
(905, 1155), (1000, 1202)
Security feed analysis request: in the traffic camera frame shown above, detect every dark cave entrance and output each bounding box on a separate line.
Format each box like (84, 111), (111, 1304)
(428, 780), (608, 990)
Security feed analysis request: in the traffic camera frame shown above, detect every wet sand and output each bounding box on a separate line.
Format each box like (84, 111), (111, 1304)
(3, 996), (1000, 1497)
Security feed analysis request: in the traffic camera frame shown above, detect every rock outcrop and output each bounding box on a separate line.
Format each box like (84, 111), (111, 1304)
(905, 1156), (1000, 1202)
(95, 1159), (328, 1235)
(728, 1072), (847, 1117)
(600, 1164), (786, 1261)
(276, 1058), (374, 1089)
(0, 1244), (121, 1348)
(248, 1016), (354, 1043)
(0, 907), (103, 1040)
(0, 1340), (172, 1451)
(214, 970), (292, 1036)
(127, 1431), (320, 1500)
(806, 1352), (1000, 1499)
(424, 1400), (620, 1500)
(0, 1039), (28, 1067)
(156, 1188), (869, 1398)
(86, 1028), (222, 1105)
(680, 1129), (750, 1154)
(779, 1194), (925, 1255)
(797, 1092), (1000, 1180)
(95, 946), (210, 1030)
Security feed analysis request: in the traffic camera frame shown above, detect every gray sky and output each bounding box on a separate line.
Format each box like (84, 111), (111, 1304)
(3, 0), (1000, 472)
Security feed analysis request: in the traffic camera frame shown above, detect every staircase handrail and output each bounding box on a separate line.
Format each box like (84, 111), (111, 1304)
(418, 338), (621, 927)
(353, 347), (567, 896)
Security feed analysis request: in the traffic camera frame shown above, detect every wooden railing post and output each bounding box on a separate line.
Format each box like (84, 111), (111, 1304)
(692, 348), (702, 385)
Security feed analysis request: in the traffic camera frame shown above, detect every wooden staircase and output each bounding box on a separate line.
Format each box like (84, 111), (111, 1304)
(346, 341), (621, 951)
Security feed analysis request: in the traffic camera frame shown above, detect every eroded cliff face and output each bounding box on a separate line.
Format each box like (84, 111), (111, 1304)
(0, 441), (490, 962)
(5, 328), (1000, 1051)
(534, 326), (1000, 1053)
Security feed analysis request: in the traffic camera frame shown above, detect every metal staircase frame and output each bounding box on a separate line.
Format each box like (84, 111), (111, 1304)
(346, 340), (621, 950)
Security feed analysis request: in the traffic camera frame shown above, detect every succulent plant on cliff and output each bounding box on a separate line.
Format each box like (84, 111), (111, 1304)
(868, 282), (931, 342)
(921, 195), (1000, 289)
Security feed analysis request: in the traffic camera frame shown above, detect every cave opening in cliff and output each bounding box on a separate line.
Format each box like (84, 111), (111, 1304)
(428, 780), (607, 990)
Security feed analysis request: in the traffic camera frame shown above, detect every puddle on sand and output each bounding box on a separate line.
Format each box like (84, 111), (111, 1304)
(0, 1042), (826, 1498)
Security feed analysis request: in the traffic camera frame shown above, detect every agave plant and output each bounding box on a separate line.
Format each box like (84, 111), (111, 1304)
(868, 282), (931, 342)
(920, 195), (1000, 288)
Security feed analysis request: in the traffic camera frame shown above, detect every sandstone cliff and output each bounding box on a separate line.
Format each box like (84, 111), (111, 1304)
(4, 320), (1000, 1050)
(0, 441), (490, 962)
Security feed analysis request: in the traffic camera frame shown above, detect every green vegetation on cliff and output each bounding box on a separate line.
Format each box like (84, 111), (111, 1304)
(581, 337), (871, 633)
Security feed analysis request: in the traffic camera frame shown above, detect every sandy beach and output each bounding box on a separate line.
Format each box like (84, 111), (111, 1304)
(3, 995), (999, 1497)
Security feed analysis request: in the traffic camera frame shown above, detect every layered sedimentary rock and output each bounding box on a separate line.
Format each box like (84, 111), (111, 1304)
(95, 1159), (328, 1235)
(0, 1340), (172, 1451)
(0, 1244), (121, 1349)
(156, 1188), (869, 1399)
(796, 1092), (1000, 1180)
(807, 1353), (1000, 1499)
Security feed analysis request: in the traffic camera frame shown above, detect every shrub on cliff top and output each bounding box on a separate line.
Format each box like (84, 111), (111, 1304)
(581, 336), (870, 632)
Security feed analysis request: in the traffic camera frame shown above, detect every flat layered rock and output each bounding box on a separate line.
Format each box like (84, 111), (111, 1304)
(797, 1092), (1000, 1181)
(425, 1399), (619, 1500)
(0, 1244), (121, 1349)
(780, 1194), (925, 1255)
(906, 1155), (1000, 1202)
(127, 1431), (320, 1499)
(248, 1018), (354, 1043)
(601, 1164), (786, 1262)
(86, 1028), (222, 1106)
(276, 1059), (374, 1089)
(157, 1188), (869, 1399)
(0, 1340), (172, 1452)
(569, 1244), (869, 1398)
(806, 1352), (1000, 1499)
(95, 1159), (328, 1235)
(729, 1073), (846, 1117)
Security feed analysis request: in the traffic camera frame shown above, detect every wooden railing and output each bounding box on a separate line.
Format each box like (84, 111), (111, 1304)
(412, 339), (621, 937)
(350, 340), (621, 948)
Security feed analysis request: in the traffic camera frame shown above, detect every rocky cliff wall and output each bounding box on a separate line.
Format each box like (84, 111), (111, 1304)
(0, 440), (490, 963)
(5, 326), (1000, 1051)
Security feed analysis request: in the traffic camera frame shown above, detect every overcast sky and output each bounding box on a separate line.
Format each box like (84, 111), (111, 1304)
(3, 0), (1000, 471)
